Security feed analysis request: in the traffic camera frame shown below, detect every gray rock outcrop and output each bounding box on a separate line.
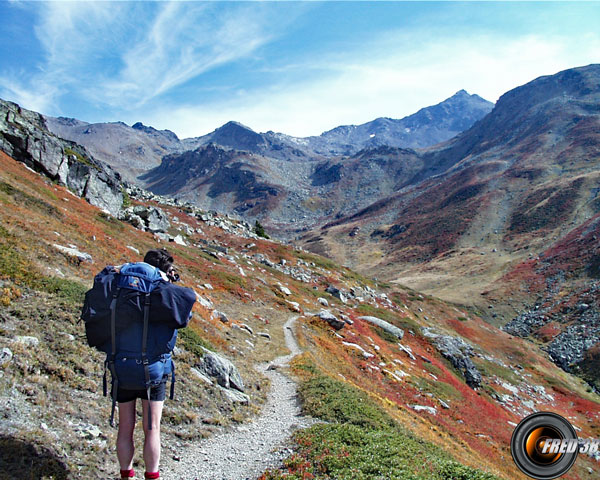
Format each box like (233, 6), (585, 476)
(118, 205), (170, 233)
(0, 99), (123, 215)
(422, 328), (482, 388)
(316, 310), (345, 330)
(326, 285), (347, 303)
(198, 350), (245, 392)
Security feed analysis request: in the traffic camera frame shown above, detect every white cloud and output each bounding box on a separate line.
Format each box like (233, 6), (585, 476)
(0, 2), (130, 113)
(142, 31), (600, 138)
(95, 2), (277, 108)
(0, 73), (60, 114)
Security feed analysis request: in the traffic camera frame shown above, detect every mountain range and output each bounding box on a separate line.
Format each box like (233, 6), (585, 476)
(307, 64), (600, 303)
(45, 89), (492, 178)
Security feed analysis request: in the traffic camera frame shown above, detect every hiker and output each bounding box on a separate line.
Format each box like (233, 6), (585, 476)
(81, 248), (196, 480)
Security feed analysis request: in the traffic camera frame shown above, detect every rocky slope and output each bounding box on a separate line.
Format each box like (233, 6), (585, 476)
(140, 143), (425, 237)
(492, 213), (600, 392)
(45, 117), (181, 183)
(0, 148), (598, 479)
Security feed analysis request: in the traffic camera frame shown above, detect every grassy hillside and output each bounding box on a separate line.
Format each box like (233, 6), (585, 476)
(0, 151), (598, 479)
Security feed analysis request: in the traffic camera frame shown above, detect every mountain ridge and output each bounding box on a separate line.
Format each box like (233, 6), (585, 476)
(44, 89), (493, 182)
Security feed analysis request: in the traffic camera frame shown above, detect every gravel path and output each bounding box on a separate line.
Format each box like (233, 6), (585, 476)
(163, 316), (314, 480)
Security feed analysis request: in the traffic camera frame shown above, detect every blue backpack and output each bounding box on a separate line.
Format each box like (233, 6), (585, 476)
(81, 262), (196, 428)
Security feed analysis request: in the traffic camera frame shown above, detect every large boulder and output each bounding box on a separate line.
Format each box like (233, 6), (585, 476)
(0, 99), (123, 216)
(326, 285), (347, 303)
(198, 351), (245, 392)
(359, 316), (404, 340)
(119, 205), (170, 233)
(317, 310), (345, 330)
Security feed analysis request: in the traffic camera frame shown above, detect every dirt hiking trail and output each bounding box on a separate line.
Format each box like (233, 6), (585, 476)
(163, 316), (315, 480)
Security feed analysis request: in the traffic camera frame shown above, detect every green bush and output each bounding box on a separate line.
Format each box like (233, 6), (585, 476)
(178, 327), (213, 359)
(298, 373), (395, 430)
(254, 220), (270, 239)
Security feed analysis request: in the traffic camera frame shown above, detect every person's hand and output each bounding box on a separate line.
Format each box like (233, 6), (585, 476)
(166, 267), (180, 283)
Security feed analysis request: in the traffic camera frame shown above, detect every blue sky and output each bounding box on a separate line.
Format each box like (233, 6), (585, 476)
(1, 1), (599, 138)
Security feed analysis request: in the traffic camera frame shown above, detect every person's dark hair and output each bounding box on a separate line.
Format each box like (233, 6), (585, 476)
(144, 249), (174, 273)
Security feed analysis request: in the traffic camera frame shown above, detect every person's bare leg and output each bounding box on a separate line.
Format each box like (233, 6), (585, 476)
(117, 400), (137, 470)
(141, 399), (164, 474)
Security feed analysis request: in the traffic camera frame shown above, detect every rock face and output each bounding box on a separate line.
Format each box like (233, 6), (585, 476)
(422, 328), (482, 388)
(0, 99), (123, 215)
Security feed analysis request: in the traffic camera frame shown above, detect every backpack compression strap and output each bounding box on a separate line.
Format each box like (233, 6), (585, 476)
(108, 287), (121, 428)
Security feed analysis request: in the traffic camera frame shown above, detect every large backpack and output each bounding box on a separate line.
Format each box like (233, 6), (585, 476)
(81, 262), (196, 428)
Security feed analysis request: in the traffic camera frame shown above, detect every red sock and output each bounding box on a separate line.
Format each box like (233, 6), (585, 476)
(120, 469), (135, 478)
(144, 472), (160, 479)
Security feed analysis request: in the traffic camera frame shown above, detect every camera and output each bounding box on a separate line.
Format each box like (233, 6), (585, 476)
(167, 268), (180, 283)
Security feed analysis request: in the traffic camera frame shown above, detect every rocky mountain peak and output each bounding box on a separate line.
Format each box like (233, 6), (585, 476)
(132, 121), (179, 141)
(208, 121), (266, 153)
(217, 120), (255, 132)
(310, 90), (494, 155)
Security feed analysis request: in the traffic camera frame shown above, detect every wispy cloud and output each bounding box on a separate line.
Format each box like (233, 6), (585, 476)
(1, 2), (293, 114)
(2, 2), (598, 137)
(95, 2), (279, 108)
(144, 31), (600, 138)
(0, 73), (60, 114)
(1, 2), (130, 113)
